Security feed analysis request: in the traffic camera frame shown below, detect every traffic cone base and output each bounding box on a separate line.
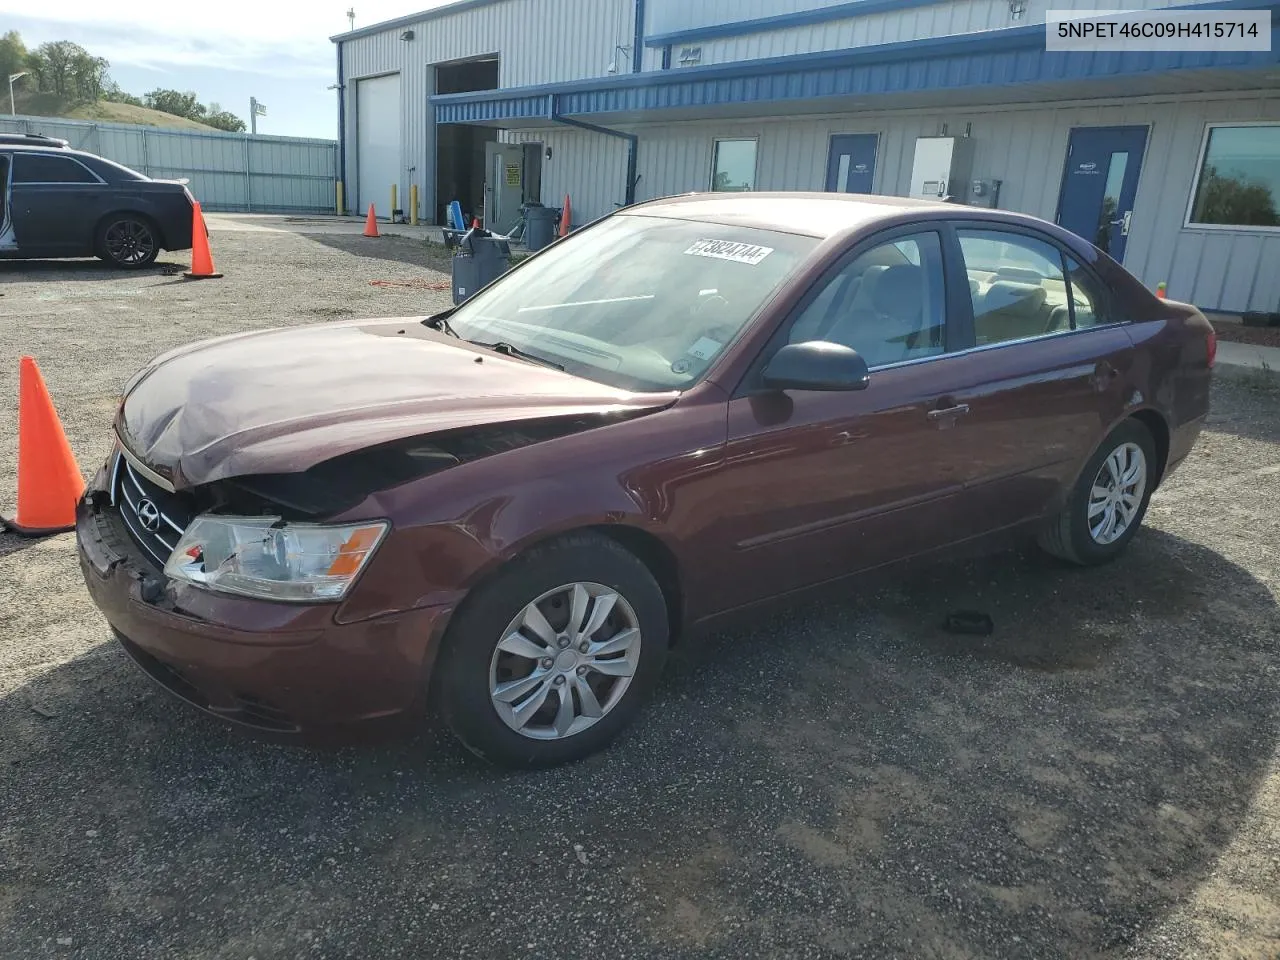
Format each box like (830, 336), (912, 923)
(1, 357), (84, 538)
(183, 201), (223, 280)
(363, 203), (380, 237)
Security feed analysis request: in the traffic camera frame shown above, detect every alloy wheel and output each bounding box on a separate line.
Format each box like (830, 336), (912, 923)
(488, 581), (642, 741)
(1087, 441), (1148, 545)
(104, 219), (155, 265)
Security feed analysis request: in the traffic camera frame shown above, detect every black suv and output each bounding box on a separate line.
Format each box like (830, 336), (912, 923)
(1, 133), (195, 268)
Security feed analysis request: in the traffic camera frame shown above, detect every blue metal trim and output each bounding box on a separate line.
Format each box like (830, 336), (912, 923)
(550, 96), (639, 205)
(336, 43), (346, 213)
(645, 0), (942, 48)
(633, 0), (645, 74)
(435, 93), (553, 124)
(643, 0), (1279, 47)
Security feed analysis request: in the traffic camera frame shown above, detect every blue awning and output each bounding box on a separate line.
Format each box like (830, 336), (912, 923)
(433, 1), (1279, 125)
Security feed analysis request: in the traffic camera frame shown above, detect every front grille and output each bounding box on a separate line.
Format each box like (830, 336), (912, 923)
(110, 452), (195, 567)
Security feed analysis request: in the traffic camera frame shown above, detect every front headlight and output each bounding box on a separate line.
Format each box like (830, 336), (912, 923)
(163, 515), (389, 602)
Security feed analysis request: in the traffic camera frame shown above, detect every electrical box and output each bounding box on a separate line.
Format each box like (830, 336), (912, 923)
(908, 137), (975, 203)
(968, 178), (1003, 209)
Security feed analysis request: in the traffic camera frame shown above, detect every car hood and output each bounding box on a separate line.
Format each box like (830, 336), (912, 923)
(116, 318), (678, 489)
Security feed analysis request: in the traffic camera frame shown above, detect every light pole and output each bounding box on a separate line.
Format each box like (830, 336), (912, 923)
(8, 71), (28, 115)
(249, 96), (266, 135)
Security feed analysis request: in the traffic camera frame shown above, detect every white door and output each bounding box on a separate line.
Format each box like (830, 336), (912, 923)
(484, 142), (523, 234)
(356, 74), (401, 217)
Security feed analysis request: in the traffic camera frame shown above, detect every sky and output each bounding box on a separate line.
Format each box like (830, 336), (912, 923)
(2, 0), (456, 139)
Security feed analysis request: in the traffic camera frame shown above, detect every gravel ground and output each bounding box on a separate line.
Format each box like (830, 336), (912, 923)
(1, 221), (1279, 960)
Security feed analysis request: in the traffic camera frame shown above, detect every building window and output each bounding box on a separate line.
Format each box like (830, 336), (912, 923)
(711, 139), (757, 192)
(1188, 124), (1280, 228)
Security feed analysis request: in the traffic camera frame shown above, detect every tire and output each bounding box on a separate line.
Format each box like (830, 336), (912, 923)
(1039, 419), (1157, 566)
(434, 533), (669, 768)
(95, 214), (160, 269)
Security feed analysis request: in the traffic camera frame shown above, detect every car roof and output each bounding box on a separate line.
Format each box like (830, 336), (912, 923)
(621, 192), (1045, 240)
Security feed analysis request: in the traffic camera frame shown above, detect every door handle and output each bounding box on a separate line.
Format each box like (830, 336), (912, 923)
(927, 403), (970, 421)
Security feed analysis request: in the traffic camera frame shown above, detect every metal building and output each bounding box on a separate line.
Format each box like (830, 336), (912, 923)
(333, 0), (1280, 312)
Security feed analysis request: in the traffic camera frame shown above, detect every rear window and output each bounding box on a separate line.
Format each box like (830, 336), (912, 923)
(12, 154), (99, 184)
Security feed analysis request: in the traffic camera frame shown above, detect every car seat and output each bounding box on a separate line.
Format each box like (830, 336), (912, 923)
(974, 280), (1048, 344)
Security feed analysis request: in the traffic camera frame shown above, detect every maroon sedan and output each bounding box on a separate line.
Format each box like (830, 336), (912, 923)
(77, 193), (1215, 767)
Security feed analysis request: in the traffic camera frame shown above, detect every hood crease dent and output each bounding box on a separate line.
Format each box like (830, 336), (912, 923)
(115, 318), (677, 489)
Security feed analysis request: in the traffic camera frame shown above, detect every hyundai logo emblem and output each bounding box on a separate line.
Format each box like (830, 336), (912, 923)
(136, 498), (162, 533)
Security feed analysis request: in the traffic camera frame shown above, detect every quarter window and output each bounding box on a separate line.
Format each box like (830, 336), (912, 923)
(1064, 255), (1110, 329)
(12, 154), (98, 184)
(1188, 124), (1280, 228)
(958, 230), (1073, 345)
(711, 139), (757, 192)
(788, 232), (947, 368)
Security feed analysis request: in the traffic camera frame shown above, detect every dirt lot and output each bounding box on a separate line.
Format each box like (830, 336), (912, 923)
(2, 219), (1279, 960)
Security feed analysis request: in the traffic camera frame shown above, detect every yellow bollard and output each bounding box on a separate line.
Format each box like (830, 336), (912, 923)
(390, 184), (398, 221)
(335, 181), (344, 216)
(410, 184), (419, 226)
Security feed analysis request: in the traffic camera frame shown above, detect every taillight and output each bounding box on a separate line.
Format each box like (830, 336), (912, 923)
(1206, 329), (1217, 368)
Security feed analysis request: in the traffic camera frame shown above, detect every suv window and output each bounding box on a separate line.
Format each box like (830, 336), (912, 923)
(12, 154), (98, 184)
(958, 229), (1073, 346)
(788, 231), (947, 368)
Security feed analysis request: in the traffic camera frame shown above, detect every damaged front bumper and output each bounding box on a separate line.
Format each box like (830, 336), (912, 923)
(75, 465), (453, 738)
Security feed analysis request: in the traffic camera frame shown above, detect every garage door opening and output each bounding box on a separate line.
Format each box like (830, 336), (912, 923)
(434, 57), (499, 226)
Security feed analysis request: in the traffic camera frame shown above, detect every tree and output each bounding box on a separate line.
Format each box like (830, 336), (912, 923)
(1193, 165), (1280, 227)
(203, 103), (246, 133)
(101, 80), (143, 107)
(0, 30), (27, 85)
(29, 40), (102, 100)
(144, 88), (205, 121)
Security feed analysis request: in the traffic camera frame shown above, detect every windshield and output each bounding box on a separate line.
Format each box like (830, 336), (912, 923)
(444, 213), (818, 391)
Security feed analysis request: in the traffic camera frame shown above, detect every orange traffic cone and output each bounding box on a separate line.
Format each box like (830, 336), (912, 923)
(559, 194), (572, 238)
(1, 357), (84, 537)
(363, 203), (380, 237)
(183, 201), (223, 280)
(472, 217), (481, 230)
(1156, 282), (1167, 300)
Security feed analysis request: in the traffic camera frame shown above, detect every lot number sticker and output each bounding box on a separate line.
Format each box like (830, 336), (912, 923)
(684, 239), (774, 265)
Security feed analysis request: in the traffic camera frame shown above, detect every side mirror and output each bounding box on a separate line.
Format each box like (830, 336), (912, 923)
(761, 341), (871, 392)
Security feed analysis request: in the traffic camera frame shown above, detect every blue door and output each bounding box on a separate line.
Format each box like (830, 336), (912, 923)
(826, 134), (878, 194)
(1056, 126), (1148, 263)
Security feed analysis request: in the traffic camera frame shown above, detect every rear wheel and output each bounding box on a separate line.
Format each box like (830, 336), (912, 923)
(1039, 419), (1157, 565)
(434, 534), (668, 768)
(96, 215), (159, 269)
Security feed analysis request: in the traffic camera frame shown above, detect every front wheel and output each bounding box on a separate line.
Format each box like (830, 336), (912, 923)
(1039, 419), (1157, 565)
(96, 215), (159, 269)
(434, 534), (669, 768)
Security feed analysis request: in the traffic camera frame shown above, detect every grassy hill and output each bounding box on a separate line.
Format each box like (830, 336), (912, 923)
(12, 91), (219, 131)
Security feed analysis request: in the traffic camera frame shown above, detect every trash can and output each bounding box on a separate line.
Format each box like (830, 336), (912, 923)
(452, 228), (512, 305)
(524, 204), (560, 252)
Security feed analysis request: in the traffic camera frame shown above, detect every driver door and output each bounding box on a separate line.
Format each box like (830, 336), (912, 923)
(700, 227), (987, 613)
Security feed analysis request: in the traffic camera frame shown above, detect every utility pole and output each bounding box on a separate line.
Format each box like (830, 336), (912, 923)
(249, 96), (266, 135)
(8, 72), (28, 115)
(346, 8), (356, 31)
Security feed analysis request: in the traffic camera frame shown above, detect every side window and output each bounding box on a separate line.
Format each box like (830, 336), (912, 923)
(788, 232), (946, 368)
(12, 154), (98, 184)
(958, 229), (1072, 345)
(1064, 255), (1111, 328)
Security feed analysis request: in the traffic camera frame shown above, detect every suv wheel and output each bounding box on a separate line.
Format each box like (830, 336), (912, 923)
(96, 215), (159, 269)
(435, 534), (668, 768)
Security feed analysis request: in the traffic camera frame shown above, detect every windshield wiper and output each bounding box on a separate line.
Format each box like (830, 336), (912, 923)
(473, 340), (565, 371)
(423, 313), (461, 338)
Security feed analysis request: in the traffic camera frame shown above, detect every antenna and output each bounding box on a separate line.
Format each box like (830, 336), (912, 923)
(346, 7), (356, 30)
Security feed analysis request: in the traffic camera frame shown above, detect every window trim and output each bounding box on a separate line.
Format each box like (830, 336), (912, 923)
(11, 151), (105, 186)
(1182, 120), (1280, 234)
(709, 136), (760, 194)
(950, 219), (1123, 341)
(733, 221), (960, 397)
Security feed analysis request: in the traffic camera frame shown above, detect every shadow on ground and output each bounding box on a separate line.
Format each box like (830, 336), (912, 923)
(1203, 367), (1280, 445)
(0, 259), (186, 282)
(1, 525), (1276, 959)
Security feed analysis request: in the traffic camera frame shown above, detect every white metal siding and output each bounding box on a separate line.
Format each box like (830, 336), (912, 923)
(341, 0), (634, 223)
(519, 91), (1280, 312)
(501, 128), (631, 226)
(647, 0), (1214, 67)
(0, 114), (336, 213)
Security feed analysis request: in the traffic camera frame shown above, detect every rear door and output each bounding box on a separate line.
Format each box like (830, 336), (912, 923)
(825, 134), (878, 194)
(943, 223), (1134, 523)
(10, 152), (104, 254)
